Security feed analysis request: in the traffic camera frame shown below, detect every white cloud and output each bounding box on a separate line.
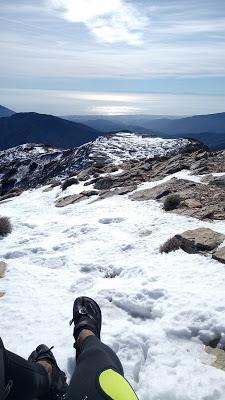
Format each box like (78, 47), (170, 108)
(47, 0), (147, 45)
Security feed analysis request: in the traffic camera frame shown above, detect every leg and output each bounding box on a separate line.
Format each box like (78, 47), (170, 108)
(5, 350), (49, 400)
(69, 297), (139, 400)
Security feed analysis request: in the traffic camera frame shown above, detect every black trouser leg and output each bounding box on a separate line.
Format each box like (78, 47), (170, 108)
(5, 350), (49, 400)
(68, 336), (128, 400)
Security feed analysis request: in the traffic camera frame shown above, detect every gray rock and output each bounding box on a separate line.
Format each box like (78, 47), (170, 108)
(0, 261), (7, 278)
(100, 185), (137, 199)
(212, 247), (225, 264)
(77, 169), (91, 181)
(183, 199), (202, 208)
(208, 176), (225, 187)
(61, 177), (79, 191)
(175, 228), (225, 253)
(0, 192), (21, 201)
(141, 162), (152, 171)
(81, 190), (99, 197)
(55, 193), (86, 207)
(94, 177), (114, 190)
(55, 190), (98, 207)
(195, 151), (208, 161)
(0, 292), (5, 298)
(130, 178), (188, 202)
(191, 160), (207, 171)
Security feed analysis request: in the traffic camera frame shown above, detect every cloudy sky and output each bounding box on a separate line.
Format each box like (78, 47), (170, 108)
(0, 0), (225, 115)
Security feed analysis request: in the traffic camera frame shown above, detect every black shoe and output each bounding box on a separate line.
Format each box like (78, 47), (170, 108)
(28, 344), (68, 400)
(70, 297), (102, 351)
(0, 338), (13, 400)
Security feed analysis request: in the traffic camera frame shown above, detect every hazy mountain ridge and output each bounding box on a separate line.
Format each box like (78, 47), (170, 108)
(66, 112), (225, 150)
(0, 112), (101, 150)
(0, 105), (15, 118)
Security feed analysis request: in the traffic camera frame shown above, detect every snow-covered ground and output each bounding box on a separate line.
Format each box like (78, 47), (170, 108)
(89, 133), (194, 163)
(1, 169), (225, 399)
(0, 143), (60, 162)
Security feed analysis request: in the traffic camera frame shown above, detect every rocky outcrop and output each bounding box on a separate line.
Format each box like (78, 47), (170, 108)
(160, 228), (225, 264)
(55, 190), (98, 207)
(129, 177), (225, 220)
(0, 135), (207, 199)
(174, 228), (225, 253)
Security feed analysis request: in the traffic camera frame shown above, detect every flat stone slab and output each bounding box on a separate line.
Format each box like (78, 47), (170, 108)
(129, 177), (225, 220)
(55, 193), (87, 207)
(0, 261), (7, 278)
(212, 247), (225, 264)
(205, 346), (225, 371)
(175, 228), (225, 253)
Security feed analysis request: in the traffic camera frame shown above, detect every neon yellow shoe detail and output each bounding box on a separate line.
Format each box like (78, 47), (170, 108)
(99, 369), (138, 400)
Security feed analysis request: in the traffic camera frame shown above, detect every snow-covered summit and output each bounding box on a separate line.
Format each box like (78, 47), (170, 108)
(88, 133), (202, 163)
(0, 133), (206, 198)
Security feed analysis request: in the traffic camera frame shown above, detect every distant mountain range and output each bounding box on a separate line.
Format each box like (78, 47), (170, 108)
(65, 116), (155, 134)
(0, 105), (15, 118)
(0, 105), (225, 151)
(65, 112), (225, 150)
(0, 112), (100, 150)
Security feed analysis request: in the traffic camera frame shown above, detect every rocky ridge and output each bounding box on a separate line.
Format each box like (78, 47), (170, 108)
(1, 133), (225, 221)
(0, 133), (203, 199)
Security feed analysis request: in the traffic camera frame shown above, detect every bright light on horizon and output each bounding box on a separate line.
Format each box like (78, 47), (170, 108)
(0, 88), (225, 117)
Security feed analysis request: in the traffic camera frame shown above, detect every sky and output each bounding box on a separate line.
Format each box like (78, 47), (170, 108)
(0, 0), (225, 116)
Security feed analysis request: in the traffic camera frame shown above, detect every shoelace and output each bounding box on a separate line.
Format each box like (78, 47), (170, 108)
(35, 346), (54, 361)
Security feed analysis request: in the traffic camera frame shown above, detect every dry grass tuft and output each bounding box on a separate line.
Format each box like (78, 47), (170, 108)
(163, 194), (181, 211)
(0, 217), (12, 236)
(160, 236), (181, 253)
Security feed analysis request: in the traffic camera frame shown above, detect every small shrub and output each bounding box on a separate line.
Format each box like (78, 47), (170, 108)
(163, 194), (181, 211)
(0, 217), (12, 236)
(61, 177), (79, 191)
(160, 236), (181, 254)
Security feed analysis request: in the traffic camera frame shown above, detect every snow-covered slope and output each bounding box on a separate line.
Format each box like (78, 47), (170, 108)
(1, 167), (225, 399)
(0, 143), (60, 162)
(0, 133), (205, 197)
(88, 133), (202, 163)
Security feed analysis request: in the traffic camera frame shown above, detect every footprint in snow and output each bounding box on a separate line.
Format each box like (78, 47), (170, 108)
(4, 250), (27, 259)
(98, 217), (125, 224)
(70, 277), (94, 292)
(102, 290), (166, 320)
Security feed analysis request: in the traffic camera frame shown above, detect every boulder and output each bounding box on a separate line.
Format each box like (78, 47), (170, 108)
(61, 177), (79, 191)
(212, 247), (225, 264)
(94, 177), (114, 190)
(55, 190), (98, 207)
(55, 193), (86, 207)
(99, 185), (137, 199)
(0, 292), (5, 298)
(175, 228), (225, 253)
(0, 261), (6, 278)
(77, 169), (91, 181)
(80, 190), (99, 197)
(130, 178), (191, 202)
